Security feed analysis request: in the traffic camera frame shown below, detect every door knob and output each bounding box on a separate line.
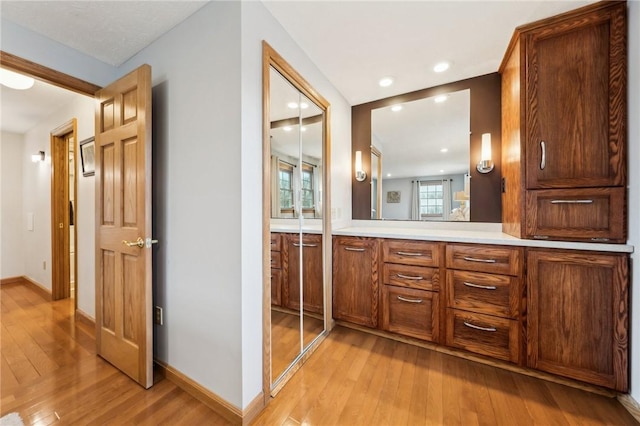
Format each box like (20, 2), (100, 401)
(122, 237), (145, 248)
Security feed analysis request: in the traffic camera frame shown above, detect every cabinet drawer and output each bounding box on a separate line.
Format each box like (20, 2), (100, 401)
(271, 251), (282, 269)
(271, 233), (282, 251)
(383, 264), (438, 291)
(446, 270), (519, 318)
(382, 286), (439, 342)
(445, 309), (520, 363)
(525, 187), (626, 243)
(382, 239), (440, 267)
(446, 244), (522, 276)
(271, 268), (282, 306)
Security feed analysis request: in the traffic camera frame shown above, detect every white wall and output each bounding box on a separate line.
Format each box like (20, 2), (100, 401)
(1, 131), (25, 278)
(627, 0), (639, 404)
(19, 96), (96, 314)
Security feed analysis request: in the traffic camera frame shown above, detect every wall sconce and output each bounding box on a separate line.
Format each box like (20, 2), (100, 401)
(31, 151), (45, 163)
(476, 133), (494, 174)
(355, 150), (367, 182)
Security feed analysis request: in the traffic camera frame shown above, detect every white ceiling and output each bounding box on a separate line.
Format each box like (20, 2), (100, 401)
(0, 0), (595, 134)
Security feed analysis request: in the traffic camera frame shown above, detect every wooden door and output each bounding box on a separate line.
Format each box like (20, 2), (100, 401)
(527, 249), (628, 391)
(95, 65), (153, 388)
(332, 236), (379, 328)
(524, 3), (626, 189)
(51, 123), (75, 301)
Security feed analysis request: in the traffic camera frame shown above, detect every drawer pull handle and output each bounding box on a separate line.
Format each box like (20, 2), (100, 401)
(540, 141), (546, 170)
(463, 321), (497, 332)
(397, 296), (423, 304)
(591, 238), (610, 242)
(396, 273), (423, 281)
(344, 247), (365, 252)
(463, 281), (497, 290)
(550, 199), (593, 204)
(293, 243), (318, 248)
(396, 251), (424, 257)
(463, 256), (496, 263)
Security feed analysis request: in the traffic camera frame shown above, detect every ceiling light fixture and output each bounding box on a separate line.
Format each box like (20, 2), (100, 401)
(391, 105), (403, 112)
(378, 77), (394, 87)
(283, 126), (292, 132)
(433, 61), (450, 73)
(440, 148), (448, 153)
(31, 151), (45, 163)
(434, 95), (448, 103)
(0, 68), (35, 90)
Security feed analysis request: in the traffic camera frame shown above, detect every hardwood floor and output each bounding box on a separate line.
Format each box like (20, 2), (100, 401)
(2, 282), (637, 425)
(0, 282), (231, 425)
(255, 326), (638, 425)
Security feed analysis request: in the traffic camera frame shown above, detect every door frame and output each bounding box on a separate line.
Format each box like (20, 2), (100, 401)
(50, 119), (77, 302)
(0, 51), (101, 312)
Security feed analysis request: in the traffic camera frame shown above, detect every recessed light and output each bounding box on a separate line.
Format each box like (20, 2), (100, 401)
(283, 126), (292, 132)
(433, 61), (450, 73)
(434, 95), (448, 103)
(287, 102), (298, 109)
(387, 173), (392, 177)
(440, 148), (448, 153)
(300, 102), (309, 109)
(301, 126), (307, 132)
(378, 77), (394, 87)
(391, 105), (403, 112)
(440, 169), (445, 173)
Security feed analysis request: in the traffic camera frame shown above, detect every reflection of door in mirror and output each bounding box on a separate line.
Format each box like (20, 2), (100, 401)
(371, 147), (382, 219)
(264, 42), (330, 396)
(372, 90), (470, 221)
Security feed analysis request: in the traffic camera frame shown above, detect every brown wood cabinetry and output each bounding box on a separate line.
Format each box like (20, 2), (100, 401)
(501, 1), (627, 242)
(270, 233), (282, 306)
(445, 244), (523, 364)
(527, 248), (629, 391)
(283, 233), (324, 315)
(381, 240), (441, 343)
(332, 236), (379, 328)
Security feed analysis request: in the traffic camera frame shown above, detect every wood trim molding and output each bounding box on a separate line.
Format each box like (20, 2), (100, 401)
(75, 309), (95, 328)
(618, 394), (640, 423)
(0, 276), (24, 285)
(20, 276), (52, 301)
(0, 50), (101, 95)
(154, 361), (266, 425)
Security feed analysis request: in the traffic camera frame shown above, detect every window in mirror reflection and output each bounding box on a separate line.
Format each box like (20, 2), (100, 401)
(371, 89), (470, 221)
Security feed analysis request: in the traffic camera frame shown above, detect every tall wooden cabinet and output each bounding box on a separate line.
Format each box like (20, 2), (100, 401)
(527, 249), (628, 392)
(501, 1), (627, 243)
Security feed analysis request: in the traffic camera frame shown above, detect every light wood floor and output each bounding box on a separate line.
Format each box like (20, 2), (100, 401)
(0, 281), (231, 425)
(2, 282), (637, 425)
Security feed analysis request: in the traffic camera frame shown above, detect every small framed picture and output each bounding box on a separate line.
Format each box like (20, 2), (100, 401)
(80, 137), (95, 177)
(386, 190), (401, 203)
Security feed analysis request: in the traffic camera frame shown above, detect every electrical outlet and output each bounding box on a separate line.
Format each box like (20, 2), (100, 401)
(154, 306), (163, 325)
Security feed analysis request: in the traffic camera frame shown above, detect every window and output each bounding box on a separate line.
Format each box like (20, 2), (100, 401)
(279, 162), (294, 213)
(419, 181), (444, 218)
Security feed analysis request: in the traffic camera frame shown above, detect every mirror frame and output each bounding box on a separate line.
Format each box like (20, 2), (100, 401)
(262, 41), (332, 399)
(352, 73), (502, 222)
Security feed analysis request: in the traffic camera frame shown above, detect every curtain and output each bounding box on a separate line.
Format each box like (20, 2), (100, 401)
(442, 179), (452, 221)
(411, 180), (421, 220)
(270, 155), (280, 218)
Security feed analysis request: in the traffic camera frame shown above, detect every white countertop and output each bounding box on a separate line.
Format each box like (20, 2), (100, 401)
(331, 222), (634, 253)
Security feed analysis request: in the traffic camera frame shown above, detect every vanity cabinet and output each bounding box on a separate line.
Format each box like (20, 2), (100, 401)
(445, 244), (523, 364)
(332, 236), (379, 328)
(283, 233), (324, 314)
(527, 248), (628, 392)
(381, 240), (441, 342)
(501, 1), (627, 243)
(271, 233), (282, 307)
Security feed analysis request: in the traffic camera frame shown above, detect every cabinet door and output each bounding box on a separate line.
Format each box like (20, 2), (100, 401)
(284, 234), (323, 314)
(525, 4), (626, 189)
(271, 269), (282, 307)
(527, 249), (628, 391)
(332, 236), (379, 328)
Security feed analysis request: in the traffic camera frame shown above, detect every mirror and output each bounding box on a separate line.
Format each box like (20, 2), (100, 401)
(263, 42), (330, 395)
(372, 90), (470, 221)
(352, 73), (502, 223)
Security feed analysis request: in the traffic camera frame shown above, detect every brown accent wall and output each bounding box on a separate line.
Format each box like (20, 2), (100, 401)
(352, 73), (502, 222)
